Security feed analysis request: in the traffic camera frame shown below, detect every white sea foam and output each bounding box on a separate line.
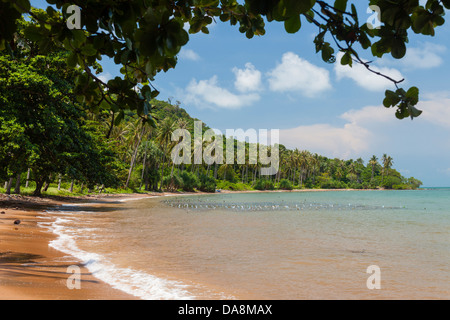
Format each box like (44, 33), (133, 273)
(117, 197), (155, 202)
(41, 213), (195, 300)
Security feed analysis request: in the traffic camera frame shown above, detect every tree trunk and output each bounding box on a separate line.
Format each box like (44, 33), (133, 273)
(170, 161), (175, 177)
(140, 142), (148, 190)
(33, 178), (45, 197)
(25, 168), (31, 188)
(159, 145), (167, 191)
(14, 172), (21, 194)
(69, 180), (74, 193)
(42, 174), (52, 192)
(126, 127), (145, 189)
(6, 177), (13, 195)
(57, 175), (62, 191)
(299, 171), (302, 188)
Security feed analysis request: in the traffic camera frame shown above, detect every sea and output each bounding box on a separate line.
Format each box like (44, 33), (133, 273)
(39, 189), (450, 300)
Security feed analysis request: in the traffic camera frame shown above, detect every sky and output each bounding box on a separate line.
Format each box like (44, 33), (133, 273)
(33, 1), (450, 187)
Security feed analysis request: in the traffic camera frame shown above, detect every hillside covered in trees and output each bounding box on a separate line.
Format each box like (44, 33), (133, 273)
(0, 16), (422, 196)
(1, 88), (423, 196)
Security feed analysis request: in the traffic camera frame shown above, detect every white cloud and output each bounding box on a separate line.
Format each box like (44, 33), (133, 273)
(335, 52), (403, 92)
(232, 63), (262, 93)
(280, 124), (371, 159)
(279, 105), (396, 159)
(400, 43), (445, 70)
(340, 105), (393, 124)
(267, 52), (332, 97)
(179, 48), (200, 61)
(279, 95), (450, 160)
(418, 98), (450, 129)
(378, 42), (446, 70)
(98, 72), (113, 83)
(184, 76), (260, 110)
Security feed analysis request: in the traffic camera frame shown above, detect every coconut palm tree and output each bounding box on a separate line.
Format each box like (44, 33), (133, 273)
(369, 155), (378, 181)
(155, 117), (176, 190)
(381, 154), (393, 184)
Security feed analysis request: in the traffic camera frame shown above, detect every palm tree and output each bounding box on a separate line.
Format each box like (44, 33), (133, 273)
(369, 155), (378, 181)
(170, 118), (190, 176)
(297, 150), (311, 188)
(155, 118), (176, 190)
(381, 154), (393, 184)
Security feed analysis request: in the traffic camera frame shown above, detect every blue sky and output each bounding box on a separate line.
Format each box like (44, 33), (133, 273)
(32, 1), (450, 187)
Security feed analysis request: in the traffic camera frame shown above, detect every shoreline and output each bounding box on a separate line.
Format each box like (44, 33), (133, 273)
(0, 187), (416, 300)
(0, 193), (156, 300)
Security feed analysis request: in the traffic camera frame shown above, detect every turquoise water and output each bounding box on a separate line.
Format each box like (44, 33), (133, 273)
(45, 189), (450, 299)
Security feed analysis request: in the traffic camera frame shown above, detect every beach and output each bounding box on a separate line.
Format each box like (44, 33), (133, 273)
(0, 189), (358, 300)
(0, 193), (150, 300)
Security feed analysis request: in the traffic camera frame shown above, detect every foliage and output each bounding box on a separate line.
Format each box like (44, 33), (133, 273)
(216, 181), (252, 191)
(0, 51), (121, 195)
(162, 173), (183, 192)
(253, 179), (275, 191)
(198, 174), (216, 193)
(0, 17), (424, 196)
(180, 171), (199, 192)
(2, 0), (447, 123)
(278, 179), (293, 190)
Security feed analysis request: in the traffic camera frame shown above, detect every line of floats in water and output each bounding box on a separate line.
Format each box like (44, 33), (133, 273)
(162, 199), (403, 212)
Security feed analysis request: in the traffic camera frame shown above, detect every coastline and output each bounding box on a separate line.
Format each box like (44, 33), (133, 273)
(0, 187), (388, 300)
(0, 193), (154, 300)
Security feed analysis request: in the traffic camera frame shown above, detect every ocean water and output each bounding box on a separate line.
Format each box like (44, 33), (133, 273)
(41, 189), (450, 299)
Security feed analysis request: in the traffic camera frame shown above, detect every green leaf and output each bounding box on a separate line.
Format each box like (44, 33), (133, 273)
(284, 15), (301, 33)
(408, 105), (422, 119)
(72, 29), (87, 46)
(442, 0), (450, 9)
(334, 0), (348, 12)
(358, 31), (371, 49)
(321, 43), (334, 63)
(24, 26), (44, 42)
(383, 90), (400, 108)
(405, 86), (419, 105)
(391, 39), (406, 59)
(81, 44), (97, 56)
(114, 111), (124, 126)
(67, 52), (78, 68)
(13, 0), (30, 13)
(284, 0), (315, 15)
(340, 51), (352, 66)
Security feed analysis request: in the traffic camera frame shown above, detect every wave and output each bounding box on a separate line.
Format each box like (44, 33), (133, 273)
(40, 212), (195, 300)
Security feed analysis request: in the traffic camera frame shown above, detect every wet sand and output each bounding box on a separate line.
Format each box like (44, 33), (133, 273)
(0, 194), (151, 300)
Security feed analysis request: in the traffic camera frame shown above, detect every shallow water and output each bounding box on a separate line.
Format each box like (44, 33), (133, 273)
(42, 189), (450, 299)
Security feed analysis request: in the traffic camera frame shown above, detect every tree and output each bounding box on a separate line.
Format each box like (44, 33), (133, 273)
(369, 155), (379, 181)
(2, 0), (445, 126)
(155, 117), (176, 190)
(381, 153), (393, 184)
(0, 22), (121, 195)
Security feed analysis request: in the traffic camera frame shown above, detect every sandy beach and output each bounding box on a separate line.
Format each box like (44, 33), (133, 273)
(0, 188), (377, 300)
(0, 193), (156, 300)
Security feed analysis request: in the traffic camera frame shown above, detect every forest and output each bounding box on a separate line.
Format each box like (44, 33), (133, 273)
(0, 13), (423, 197)
(0, 53), (422, 196)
